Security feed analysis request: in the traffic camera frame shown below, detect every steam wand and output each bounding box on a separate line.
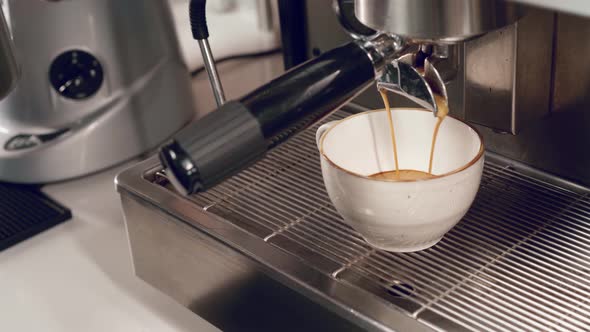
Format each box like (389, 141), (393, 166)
(190, 0), (226, 106)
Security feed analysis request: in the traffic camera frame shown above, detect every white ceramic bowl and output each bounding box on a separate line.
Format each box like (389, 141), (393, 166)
(316, 108), (484, 252)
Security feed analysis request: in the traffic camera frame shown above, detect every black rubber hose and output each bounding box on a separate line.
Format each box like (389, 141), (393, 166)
(189, 0), (208, 40)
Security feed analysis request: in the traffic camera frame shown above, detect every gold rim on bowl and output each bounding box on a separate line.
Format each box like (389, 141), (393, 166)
(318, 108), (485, 183)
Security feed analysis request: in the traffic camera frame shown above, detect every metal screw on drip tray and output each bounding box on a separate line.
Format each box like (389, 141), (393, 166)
(190, 0), (226, 107)
(380, 278), (415, 298)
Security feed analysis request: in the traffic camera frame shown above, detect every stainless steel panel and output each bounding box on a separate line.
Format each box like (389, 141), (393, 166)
(464, 23), (517, 132)
(355, 0), (524, 43)
(512, 0), (590, 17)
(121, 195), (363, 332)
(119, 110), (590, 331)
(467, 12), (590, 187)
(552, 13), (590, 111)
(464, 10), (554, 133)
(513, 10), (555, 126)
(472, 106), (590, 187)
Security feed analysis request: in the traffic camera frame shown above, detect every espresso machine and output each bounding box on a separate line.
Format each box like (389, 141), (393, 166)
(117, 0), (590, 331)
(0, 0), (194, 183)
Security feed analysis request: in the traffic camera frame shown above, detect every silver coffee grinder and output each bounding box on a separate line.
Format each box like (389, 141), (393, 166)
(0, 0), (194, 183)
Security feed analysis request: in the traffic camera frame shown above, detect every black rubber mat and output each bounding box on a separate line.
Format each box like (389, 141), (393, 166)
(0, 183), (71, 251)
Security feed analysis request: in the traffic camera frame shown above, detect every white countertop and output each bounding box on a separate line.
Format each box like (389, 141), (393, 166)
(0, 162), (220, 332)
(0, 54), (283, 332)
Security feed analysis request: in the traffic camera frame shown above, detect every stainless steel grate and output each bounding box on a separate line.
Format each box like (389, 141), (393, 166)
(157, 111), (590, 331)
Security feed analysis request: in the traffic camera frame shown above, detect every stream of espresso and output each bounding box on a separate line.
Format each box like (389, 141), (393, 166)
(428, 94), (449, 173)
(370, 89), (448, 181)
(379, 89), (400, 179)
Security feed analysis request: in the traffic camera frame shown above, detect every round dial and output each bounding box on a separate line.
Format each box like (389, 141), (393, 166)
(49, 50), (103, 100)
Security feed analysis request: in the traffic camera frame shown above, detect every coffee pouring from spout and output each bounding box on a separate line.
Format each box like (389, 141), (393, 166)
(377, 51), (449, 117)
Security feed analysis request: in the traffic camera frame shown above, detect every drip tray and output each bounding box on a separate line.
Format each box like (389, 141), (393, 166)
(117, 110), (590, 332)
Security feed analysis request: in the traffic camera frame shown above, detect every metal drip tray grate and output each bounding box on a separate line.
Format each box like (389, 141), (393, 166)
(155, 111), (590, 331)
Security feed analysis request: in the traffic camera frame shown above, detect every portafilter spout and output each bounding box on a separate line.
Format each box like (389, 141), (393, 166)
(377, 53), (448, 117)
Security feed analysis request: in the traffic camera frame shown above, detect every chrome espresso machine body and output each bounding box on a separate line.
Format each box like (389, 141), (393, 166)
(118, 0), (590, 331)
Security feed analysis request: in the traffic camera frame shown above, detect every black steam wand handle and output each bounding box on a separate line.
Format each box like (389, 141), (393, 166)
(160, 35), (404, 195)
(190, 0), (226, 106)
